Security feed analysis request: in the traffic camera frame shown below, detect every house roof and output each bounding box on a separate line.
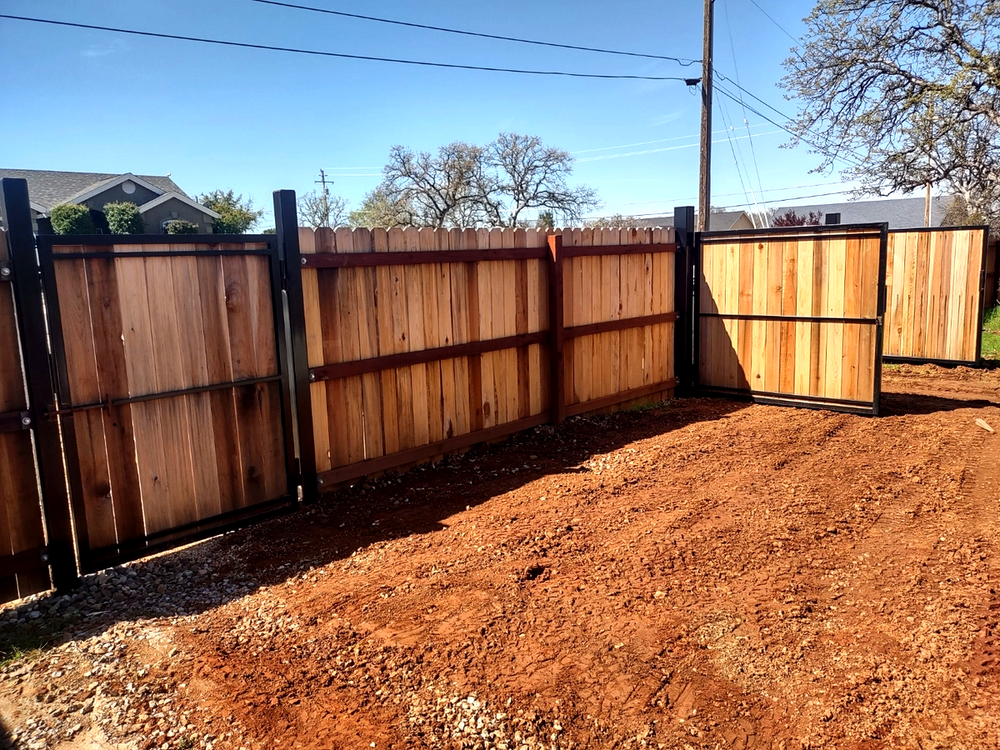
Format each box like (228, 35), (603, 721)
(0, 168), (190, 212)
(775, 196), (955, 229)
(139, 191), (221, 219)
(628, 210), (756, 230)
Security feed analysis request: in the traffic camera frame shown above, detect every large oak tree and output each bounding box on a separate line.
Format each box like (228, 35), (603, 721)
(782, 0), (1000, 223)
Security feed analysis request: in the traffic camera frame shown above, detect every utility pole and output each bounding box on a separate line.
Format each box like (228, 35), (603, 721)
(697, 0), (715, 232)
(925, 182), (931, 227)
(316, 169), (330, 198)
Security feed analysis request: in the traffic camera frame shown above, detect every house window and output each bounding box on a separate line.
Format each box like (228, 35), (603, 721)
(122, 180), (136, 195)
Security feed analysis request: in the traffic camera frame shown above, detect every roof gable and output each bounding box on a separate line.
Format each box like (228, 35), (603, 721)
(0, 168), (190, 211)
(139, 192), (220, 219)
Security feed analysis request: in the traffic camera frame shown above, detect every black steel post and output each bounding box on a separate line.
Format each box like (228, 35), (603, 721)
(0, 178), (79, 592)
(674, 206), (696, 396)
(273, 190), (317, 502)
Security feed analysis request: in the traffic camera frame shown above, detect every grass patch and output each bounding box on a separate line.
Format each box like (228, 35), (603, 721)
(982, 307), (1000, 361)
(0, 612), (82, 668)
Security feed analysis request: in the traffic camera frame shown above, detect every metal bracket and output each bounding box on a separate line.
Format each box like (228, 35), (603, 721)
(0, 410), (32, 433)
(0, 261), (12, 282)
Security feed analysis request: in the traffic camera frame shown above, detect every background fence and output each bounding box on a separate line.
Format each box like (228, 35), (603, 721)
(696, 224), (886, 415)
(883, 227), (988, 366)
(289, 222), (677, 493)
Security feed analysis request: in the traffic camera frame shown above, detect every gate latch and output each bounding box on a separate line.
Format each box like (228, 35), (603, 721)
(0, 262), (12, 282)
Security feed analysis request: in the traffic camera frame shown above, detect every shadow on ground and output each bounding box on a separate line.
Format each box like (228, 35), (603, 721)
(881, 391), (998, 416)
(0, 396), (746, 661)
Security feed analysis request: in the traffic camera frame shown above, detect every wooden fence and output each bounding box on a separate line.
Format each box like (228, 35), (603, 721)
(883, 227), (988, 365)
(291, 225), (677, 492)
(37, 235), (297, 572)
(0, 229), (51, 601)
(697, 224), (886, 415)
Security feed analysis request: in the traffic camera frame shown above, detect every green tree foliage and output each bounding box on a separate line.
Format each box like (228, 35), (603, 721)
(356, 133), (600, 228)
(197, 190), (264, 234)
(50, 204), (95, 235)
(782, 0), (1000, 223)
(104, 201), (145, 234)
(164, 219), (199, 234)
(348, 185), (416, 229)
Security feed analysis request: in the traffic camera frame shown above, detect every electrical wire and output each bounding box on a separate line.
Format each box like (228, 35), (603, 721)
(713, 82), (867, 169)
(252, 0), (700, 66)
(721, 0), (768, 225)
(592, 189), (859, 219)
(742, 0), (798, 43)
(714, 95), (756, 222)
(571, 123), (772, 155)
(574, 129), (782, 162)
(0, 14), (696, 82)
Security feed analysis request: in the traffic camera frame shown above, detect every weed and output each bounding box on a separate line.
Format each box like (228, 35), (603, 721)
(982, 307), (1000, 361)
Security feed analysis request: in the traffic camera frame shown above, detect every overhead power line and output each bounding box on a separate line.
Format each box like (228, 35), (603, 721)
(0, 14), (696, 82)
(252, 0), (701, 66)
(713, 82), (866, 169)
(743, 0), (798, 43)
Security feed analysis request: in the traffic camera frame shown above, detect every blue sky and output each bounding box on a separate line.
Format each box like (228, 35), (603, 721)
(0, 0), (869, 227)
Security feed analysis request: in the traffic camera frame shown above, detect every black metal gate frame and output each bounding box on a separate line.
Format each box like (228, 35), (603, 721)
(36, 234), (300, 573)
(881, 224), (991, 368)
(688, 223), (889, 417)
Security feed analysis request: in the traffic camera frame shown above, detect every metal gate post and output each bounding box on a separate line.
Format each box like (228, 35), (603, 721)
(674, 206), (696, 396)
(273, 190), (317, 503)
(0, 178), (79, 592)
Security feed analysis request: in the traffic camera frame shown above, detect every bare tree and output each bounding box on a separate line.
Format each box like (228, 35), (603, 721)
(370, 134), (601, 228)
(347, 184), (416, 228)
(782, 0), (1000, 222)
(382, 142), (492, 227)
(298, 189), (349, 229)
(489, 133), (600, 226)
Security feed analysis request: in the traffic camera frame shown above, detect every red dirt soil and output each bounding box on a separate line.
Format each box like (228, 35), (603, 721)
(8, 364), (1000, 749)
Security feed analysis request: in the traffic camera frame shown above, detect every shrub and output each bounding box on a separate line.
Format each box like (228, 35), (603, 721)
(49, 204), (95, 235)
(164, 219), (199, 235)
(104, 201), (145, 234)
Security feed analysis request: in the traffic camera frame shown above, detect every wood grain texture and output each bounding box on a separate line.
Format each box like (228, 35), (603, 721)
(884, 228), (986, 362)
(0, 230), (50, 601)
(699, 229), (881, 406)
(46, 239), (286, 567)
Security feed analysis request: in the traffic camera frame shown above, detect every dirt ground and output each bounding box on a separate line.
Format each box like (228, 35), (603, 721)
(3, 364), (1000, 750)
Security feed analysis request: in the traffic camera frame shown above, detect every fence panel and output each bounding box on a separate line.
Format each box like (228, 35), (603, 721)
(560, 227), (677, 416)
(884, 227), (988, 365)
(37, 236), (297, 572)
(0, 229), (51, 602)
(292, 225), (677, 492)
(296, 226), (550, 490)
(697, 224), (886, 415)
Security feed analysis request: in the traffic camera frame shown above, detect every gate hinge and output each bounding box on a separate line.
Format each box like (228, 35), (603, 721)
(0, 262), (12, 282)
(18, 411), (32, 430)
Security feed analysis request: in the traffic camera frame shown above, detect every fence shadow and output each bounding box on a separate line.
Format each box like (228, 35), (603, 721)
(879, 390), (998, 416)
(0, 396), (746, 659)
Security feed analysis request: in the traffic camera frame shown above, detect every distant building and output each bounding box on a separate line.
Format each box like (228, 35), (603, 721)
(773, 196), (955, 229)
(627, 210), (757, 231)
(0, 168), (219, 233)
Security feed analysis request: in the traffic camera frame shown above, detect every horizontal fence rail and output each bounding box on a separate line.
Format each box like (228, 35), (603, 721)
(37, 234), (298, 572)
(883, 226), (989, 366)
(283, 217), (678, 494)
(697, 224), (887, 416)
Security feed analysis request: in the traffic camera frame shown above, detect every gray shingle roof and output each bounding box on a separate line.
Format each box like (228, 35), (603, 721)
(0, 168), (190, 211)
(775, 196), (955, 229)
